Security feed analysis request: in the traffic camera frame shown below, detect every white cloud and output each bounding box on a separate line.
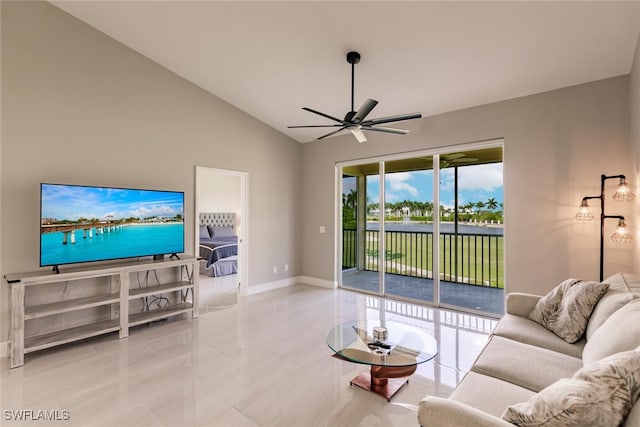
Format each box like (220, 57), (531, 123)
(133, 205), (179, 217)
(458, 163), (503, 191)
(385, 172), (419, 202)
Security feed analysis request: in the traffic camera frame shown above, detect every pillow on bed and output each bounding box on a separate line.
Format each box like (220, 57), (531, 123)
(199, 225), (211, 239)
(208, 225), (235, 237)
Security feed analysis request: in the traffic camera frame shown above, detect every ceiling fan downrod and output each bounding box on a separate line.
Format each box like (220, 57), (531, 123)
(346, 51), (361, 119)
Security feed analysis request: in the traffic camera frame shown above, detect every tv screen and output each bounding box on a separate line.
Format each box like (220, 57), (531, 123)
(40, 183), (185, 268)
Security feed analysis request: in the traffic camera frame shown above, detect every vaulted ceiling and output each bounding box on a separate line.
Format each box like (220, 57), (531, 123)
(51, 1), (640, 143)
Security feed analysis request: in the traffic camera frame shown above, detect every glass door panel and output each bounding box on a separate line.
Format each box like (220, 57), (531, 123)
(383, 157), (435, 303)
(341, 162), (381, 294)
(437, 149), (504, 315)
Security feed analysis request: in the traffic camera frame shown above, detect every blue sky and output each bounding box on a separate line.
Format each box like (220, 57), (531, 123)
(344, 163), (503, 208)
(41, 184), (184, 220)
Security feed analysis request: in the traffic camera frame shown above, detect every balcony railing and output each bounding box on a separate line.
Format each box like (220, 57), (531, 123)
(342, 228), (504, 288)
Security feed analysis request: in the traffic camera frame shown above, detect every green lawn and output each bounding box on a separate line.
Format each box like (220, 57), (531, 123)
(343, 229), (504, 288)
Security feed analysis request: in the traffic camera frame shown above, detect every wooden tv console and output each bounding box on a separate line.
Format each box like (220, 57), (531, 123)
(5, 256), (198, 368)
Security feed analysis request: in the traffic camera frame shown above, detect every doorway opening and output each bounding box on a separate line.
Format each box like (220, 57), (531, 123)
(195, 167), (249, 310)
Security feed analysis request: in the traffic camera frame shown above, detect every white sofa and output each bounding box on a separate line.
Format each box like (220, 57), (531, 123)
(418, 273), (640, 426)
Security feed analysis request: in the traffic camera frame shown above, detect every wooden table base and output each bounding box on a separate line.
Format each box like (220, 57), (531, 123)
(350, 364), (418, 401)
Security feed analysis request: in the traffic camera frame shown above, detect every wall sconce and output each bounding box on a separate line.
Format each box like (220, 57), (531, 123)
(576, 174), (633, 281)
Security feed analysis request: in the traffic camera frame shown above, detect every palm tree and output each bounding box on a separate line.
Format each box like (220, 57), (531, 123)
(423, 201), (434, 220)
(475, 201), (486, 220)
(343, 189), (357, 210)
(486, 197), (498, 211)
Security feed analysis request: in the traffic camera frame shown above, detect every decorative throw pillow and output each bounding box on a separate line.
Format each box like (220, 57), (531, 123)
(576, 347), (640, 404)
(502, 378), (618, 426)
(528, 278), (609, 343)
(199, 225), (210, 239)
(209, 226), (235, 237)
(502, 347), (640, 427)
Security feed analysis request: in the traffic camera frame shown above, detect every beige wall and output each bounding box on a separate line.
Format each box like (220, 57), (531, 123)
(198, 170), (242, 221)
(1, 1), (638, 353)
(1, 2), (301, 342)
(301, 76), (633, 295)
(631, 34), (640, 274)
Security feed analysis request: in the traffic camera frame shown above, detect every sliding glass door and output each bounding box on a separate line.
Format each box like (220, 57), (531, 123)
(339, 143), (504, 316)
(383, 157), (435, 303)
(438, 159), (504, 314)
(341, 162), (381, 294)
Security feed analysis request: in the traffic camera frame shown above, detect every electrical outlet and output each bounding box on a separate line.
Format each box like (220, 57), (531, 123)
(273, 266), (277, 274)
(285, 264), (289, 271)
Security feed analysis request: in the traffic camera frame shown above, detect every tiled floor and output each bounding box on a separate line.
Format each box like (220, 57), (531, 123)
(0, 279), (497, 426)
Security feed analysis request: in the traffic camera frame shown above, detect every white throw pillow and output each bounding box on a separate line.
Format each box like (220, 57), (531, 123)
(502, 347), (640, 427)
(528, 278), (609, 343)
(502, 378), (618, 426)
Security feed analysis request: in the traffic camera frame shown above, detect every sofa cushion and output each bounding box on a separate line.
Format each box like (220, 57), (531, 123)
(528, 278), (609, 343)
(583, 299), (640, 365)
(418, 397), (515, 427)
(450, 371), (536, 418)
(586, 273), (640, 340)
(472, 336), (582, 392)
(503, 347), (640, 427)
(492, 313), (585, 358)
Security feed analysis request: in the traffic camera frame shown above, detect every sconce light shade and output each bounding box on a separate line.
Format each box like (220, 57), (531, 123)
(613, 178), (634, 201)
(575, 199), (594, 221)
(611, 219), (632, 243)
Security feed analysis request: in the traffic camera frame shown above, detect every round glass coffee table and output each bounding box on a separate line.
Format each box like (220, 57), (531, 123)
(326, 320), (438, 401)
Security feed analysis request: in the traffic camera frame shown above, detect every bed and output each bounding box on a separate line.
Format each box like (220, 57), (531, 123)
(199, 212), (239, 277)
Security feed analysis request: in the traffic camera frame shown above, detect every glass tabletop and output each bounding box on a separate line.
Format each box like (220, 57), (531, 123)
(326, 320), (438, 367)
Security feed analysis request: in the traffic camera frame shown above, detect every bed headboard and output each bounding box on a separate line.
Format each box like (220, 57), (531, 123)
(199, 212), (236, 228)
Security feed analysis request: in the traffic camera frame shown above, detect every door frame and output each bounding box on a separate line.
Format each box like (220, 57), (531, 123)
(335, 138), (504, 314)
(195, 166), (249, 296)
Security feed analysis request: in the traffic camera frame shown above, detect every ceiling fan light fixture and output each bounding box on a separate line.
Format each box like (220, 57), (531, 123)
(288, 51), (422, 143)
(351, 128), (367, 143)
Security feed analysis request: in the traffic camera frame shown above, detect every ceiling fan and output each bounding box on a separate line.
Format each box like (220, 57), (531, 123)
(288, 51), (422, 143)
(437, 153), (480, 167)
(418, 153), (481, 168)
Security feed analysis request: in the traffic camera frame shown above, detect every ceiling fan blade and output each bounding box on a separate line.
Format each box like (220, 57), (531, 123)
(450, 157), (480, 163)
(302, 107), (344, 124)
(288, 124), (344, 129)
(352, 99), (378, 123)
(362, 112), (422, 126)
(350, 129), (367, 143)
(442, 153), (466, 160)
(318, 126), (348, 140)
(364, 126), (409, 135)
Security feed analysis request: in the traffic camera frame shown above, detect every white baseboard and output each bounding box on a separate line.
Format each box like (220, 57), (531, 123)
(297, 275), (337, 289)
(244, 276), (299, 296)
(244, 275), (337, 295)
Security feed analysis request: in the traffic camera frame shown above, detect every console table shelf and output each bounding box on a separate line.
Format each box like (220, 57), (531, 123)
(25, 319), (120, 353)
(25, 293), (120, 320)
(129, 281), (192, 299)
(6, 256), (198, 368)
(129, 303), (194, 327)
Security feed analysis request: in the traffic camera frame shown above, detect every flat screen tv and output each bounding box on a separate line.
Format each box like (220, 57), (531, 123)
(40, 183), (185, 270)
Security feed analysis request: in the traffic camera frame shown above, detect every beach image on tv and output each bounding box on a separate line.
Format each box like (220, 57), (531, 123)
(40, 184), (184, 267)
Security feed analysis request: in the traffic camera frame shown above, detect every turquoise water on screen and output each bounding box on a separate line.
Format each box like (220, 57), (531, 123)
(41, 223), (184, 266)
